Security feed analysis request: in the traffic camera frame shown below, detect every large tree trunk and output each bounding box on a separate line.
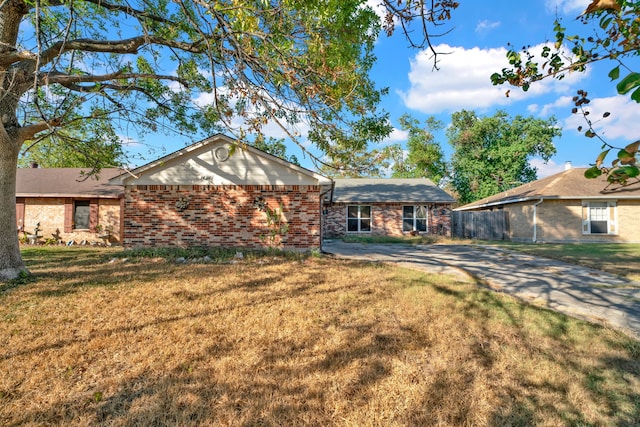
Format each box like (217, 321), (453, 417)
(0, 1), (29, 280)
(0, 133), (25, 281)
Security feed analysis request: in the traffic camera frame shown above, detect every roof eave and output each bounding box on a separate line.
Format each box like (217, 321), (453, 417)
(333, 199), (455, 204)
(455, 194), (640, 211)
(17, 193), (123, 199)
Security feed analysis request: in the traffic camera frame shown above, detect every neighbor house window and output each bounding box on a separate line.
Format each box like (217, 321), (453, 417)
(74, 200), (91, 230)
(347, 205), (371, 232)
(403, 205), (428, 232)
(582, 201), (617, 235)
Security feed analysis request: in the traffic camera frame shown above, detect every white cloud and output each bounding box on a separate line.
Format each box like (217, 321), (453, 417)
(539, 95), (573, 116)
(563, 95), (640, 141)
(530, 158), (577, 178)
(119, 135), (141, 147)
(475, 20), (501, 34)
(382, 127), (409, 144)
(399, 43), (588, 114)
(545, 0), (590, 15)
(192, 91), (217, 107)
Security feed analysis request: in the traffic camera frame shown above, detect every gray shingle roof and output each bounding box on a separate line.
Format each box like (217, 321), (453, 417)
(456, 168), (640, 211)
(331, 178), (455, 203)
(16, 168), (123, 198)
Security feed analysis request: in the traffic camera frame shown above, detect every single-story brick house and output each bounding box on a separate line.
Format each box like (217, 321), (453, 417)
(109, 134), (333, 250)
(16, 167), (124, 244)
(15, 135), (457, 249)
(454, 167), (640, 243)
(323, 178), (456, 238)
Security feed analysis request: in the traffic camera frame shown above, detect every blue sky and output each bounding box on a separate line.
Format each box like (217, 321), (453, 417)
(126, 0), (640, 179)
(363, 0), (640, 178)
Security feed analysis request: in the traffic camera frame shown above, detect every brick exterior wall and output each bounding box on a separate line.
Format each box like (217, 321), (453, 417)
(323, 203), (452, 238)
(123, 185), (321, 250)
(17, 197), (122, 244)
(504, 199), (640, 243)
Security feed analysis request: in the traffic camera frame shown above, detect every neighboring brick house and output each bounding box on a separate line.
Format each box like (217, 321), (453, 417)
(109, 134), (332, 250)
(454, 167), (640, 243)
(323, 178), (456, 238)
(16, 167), (124, 244)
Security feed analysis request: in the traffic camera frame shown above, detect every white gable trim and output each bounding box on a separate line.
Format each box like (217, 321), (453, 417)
(110, 134), (331, 187)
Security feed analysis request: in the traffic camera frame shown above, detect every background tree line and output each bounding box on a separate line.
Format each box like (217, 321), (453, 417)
(320, 109), (560, 206)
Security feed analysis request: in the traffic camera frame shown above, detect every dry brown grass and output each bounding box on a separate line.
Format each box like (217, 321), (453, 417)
(1, 247), (639, 426)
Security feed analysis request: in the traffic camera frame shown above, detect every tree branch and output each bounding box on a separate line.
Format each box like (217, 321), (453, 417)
(60, 82), (168, 107)
(17, 117), (62, 141)
(0, 49), (36, 67)
(39, 35), (209, 67)
(81, 0), (174, 25)
(43, 70), (187, 86)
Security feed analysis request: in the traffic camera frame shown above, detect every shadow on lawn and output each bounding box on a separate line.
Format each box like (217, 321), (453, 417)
(4, 256), (640, 426)
(420, 278), (640, 426)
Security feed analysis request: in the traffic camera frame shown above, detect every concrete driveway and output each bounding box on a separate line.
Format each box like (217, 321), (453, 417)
(322, 240), (640, 340)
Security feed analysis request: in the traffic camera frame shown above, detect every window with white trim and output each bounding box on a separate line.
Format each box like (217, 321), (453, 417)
(403, 205), (428, 232)
(582, 201), (617, 235)
(347, 205), (371, 232)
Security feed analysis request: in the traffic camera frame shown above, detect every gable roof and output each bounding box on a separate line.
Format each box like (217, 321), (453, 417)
(331, 178), (456, 204)
(16, 168), (124, 198)
(456, 168), (640, 211)
(110, 133), (332, 187)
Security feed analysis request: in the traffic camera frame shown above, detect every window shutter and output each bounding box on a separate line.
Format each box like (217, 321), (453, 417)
(16, 198), (25, 231)
(607, 201), (617, 234)
(89, 199), (99, 232)
(64, 199), (73, 232)
(581, 201), (589, 234)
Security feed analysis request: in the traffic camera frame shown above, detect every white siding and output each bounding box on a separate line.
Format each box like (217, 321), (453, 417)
(128, 140), (323, 186)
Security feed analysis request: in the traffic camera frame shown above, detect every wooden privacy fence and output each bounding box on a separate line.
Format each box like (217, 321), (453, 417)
(451, 210), (510, 241)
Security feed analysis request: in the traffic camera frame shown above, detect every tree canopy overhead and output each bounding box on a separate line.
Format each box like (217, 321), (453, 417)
(0, 0), (460, 280)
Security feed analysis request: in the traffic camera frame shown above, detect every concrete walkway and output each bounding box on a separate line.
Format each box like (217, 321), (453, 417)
(322, 240), (640, 340)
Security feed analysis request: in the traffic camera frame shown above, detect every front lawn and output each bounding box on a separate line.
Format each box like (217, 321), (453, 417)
(1, 246), (638, 425)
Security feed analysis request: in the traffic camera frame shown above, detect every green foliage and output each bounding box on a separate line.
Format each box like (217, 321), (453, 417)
(1, 0), (416, 170)
(448, 110), (560, 204)
(316, 138), (396, 177)
(571, 90), (640, 185)
(251, 136), (299, 166)
(116, 246), (305, 263)
(2, 269), (34, 290)
(18, 125), (125, 170)
(256, 200), (289, 246)
(390, 114), (447, 184)
(490, 1), (640, 186)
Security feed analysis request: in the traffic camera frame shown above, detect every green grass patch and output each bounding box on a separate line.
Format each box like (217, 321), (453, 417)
(18, 245), (308, 266)
(116, 246), (308, 262)
(341, 234), (447, 245)
(489, 243), (640, 282)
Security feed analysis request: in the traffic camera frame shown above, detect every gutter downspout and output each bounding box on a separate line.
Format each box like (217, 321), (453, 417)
(532, 198), (544, 243)
(319, 180), (335, 251)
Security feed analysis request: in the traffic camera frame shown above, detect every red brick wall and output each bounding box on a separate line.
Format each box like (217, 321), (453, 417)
(123, 185), (321, 249)
(323, 203), (452, 238)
